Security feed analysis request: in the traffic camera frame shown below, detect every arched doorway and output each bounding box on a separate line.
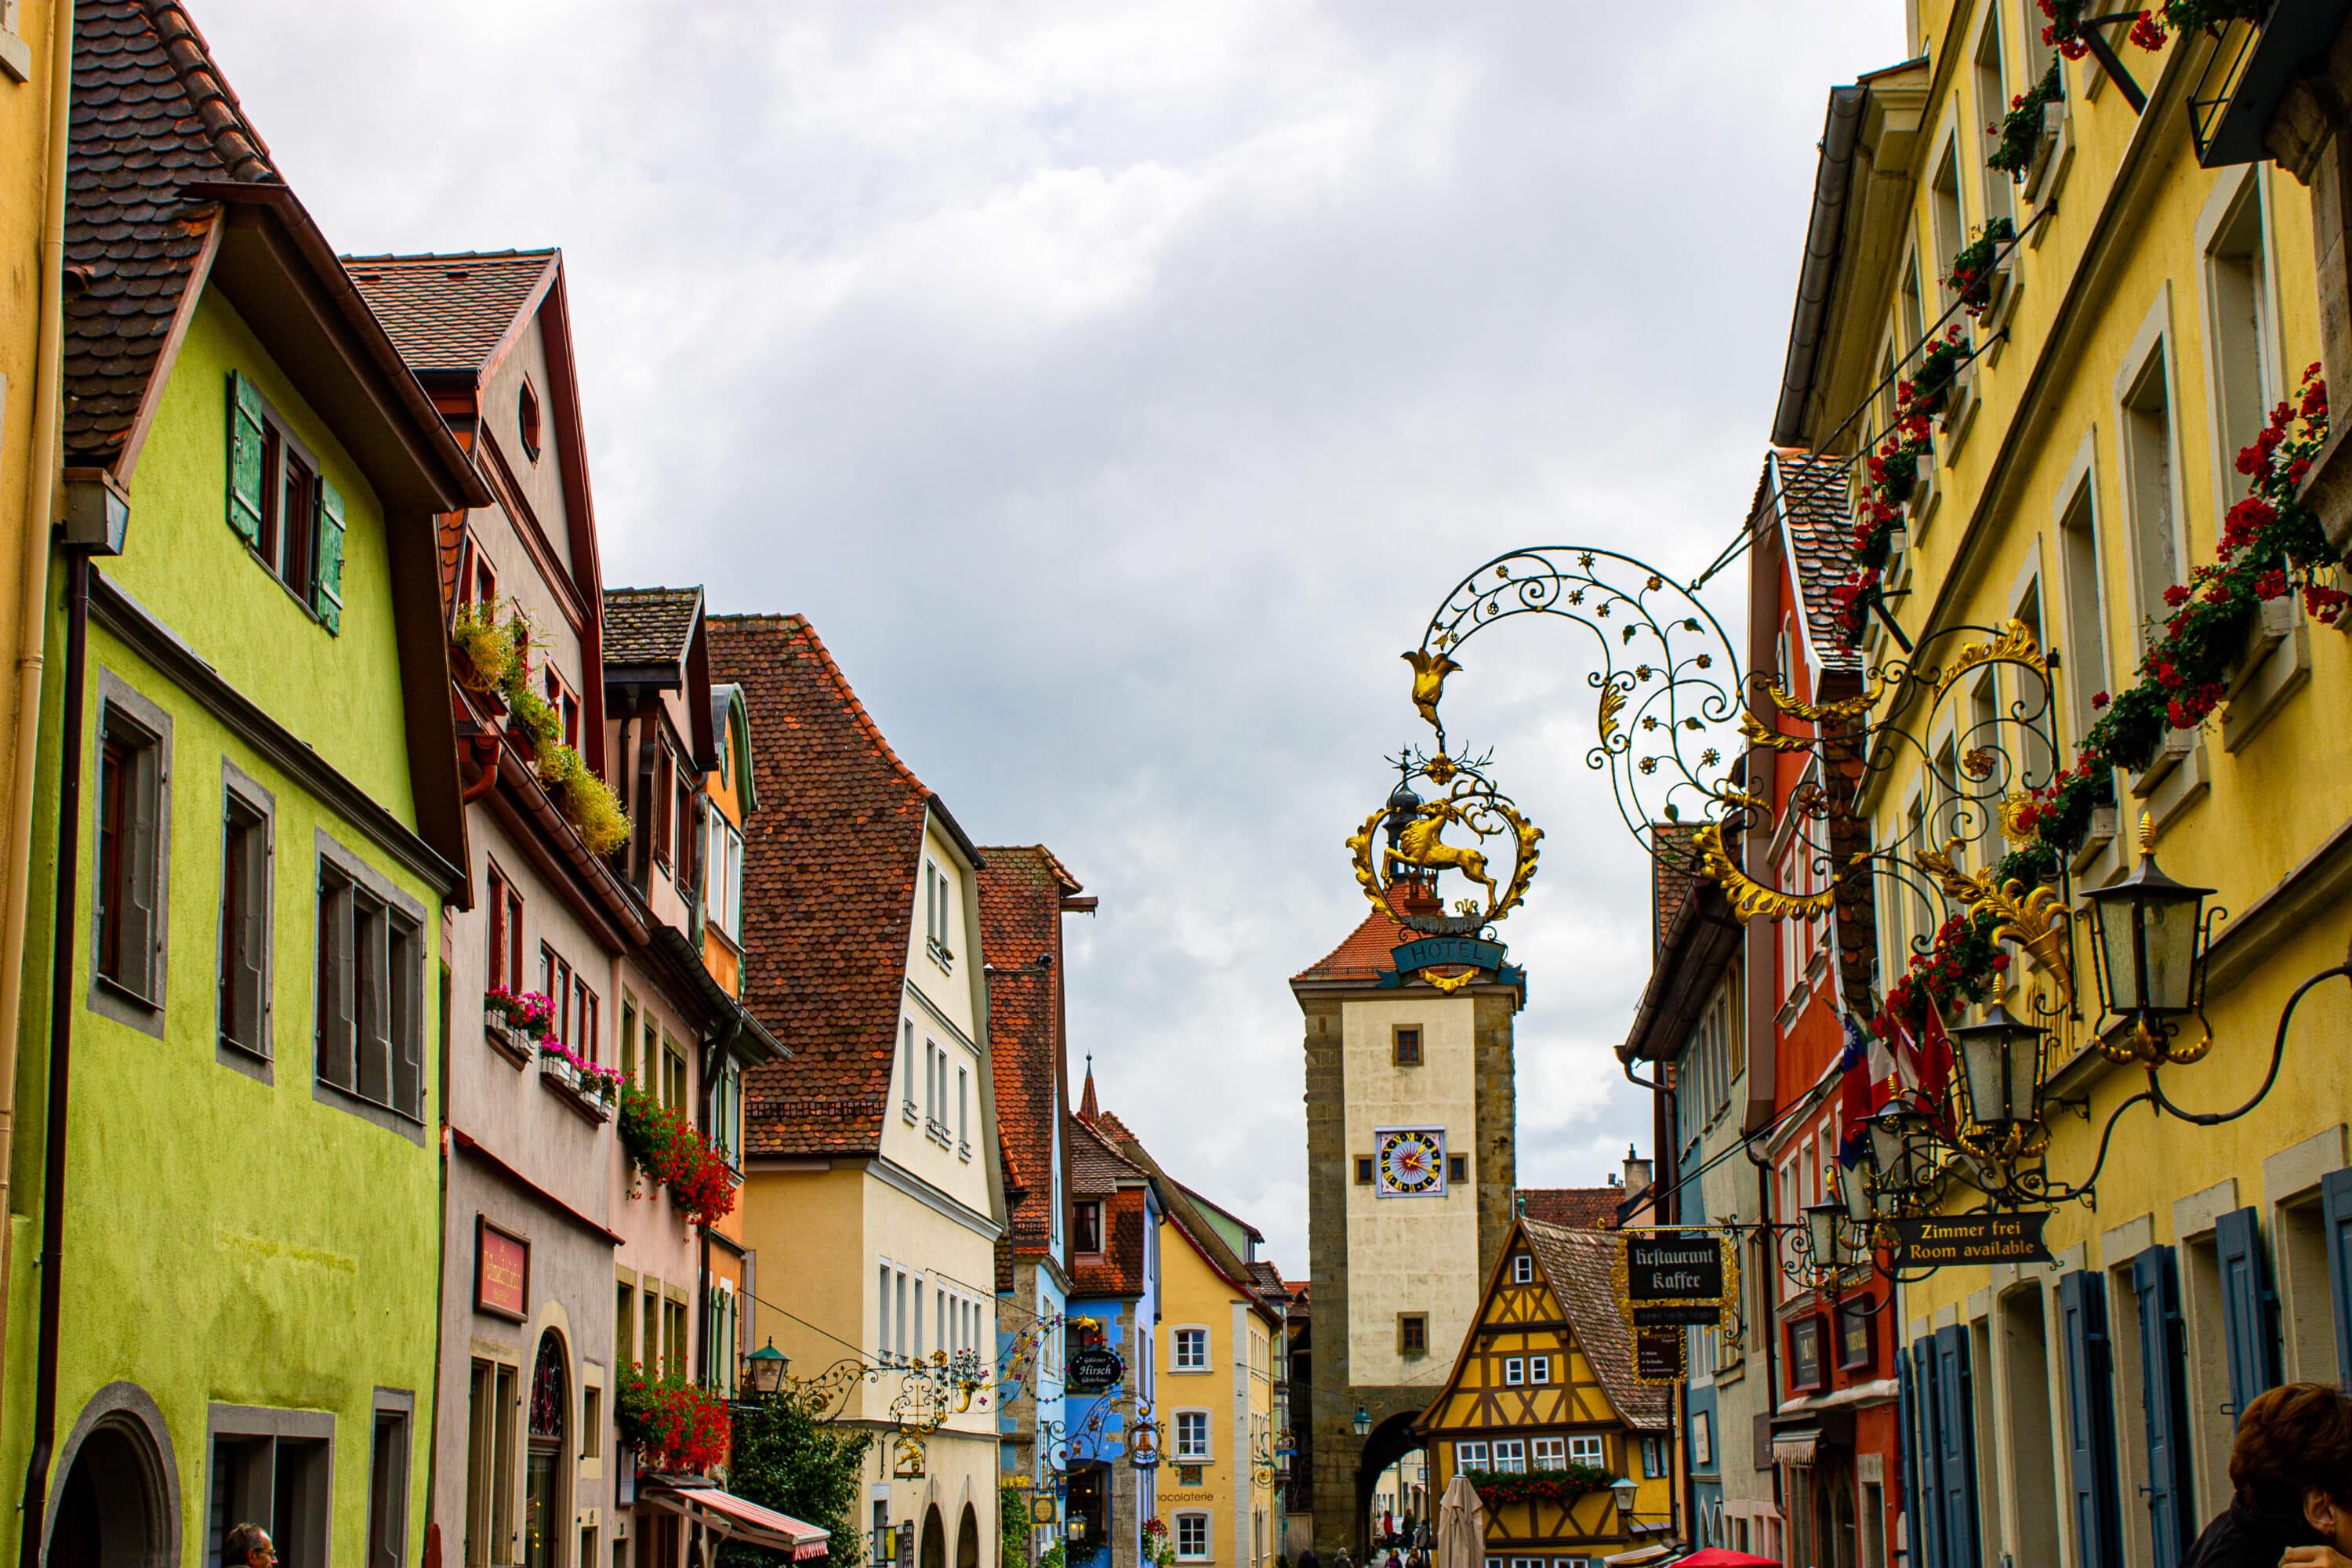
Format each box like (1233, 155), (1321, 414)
(956, 1504), (979, 1568)
(1353, 1413), (1429, 1557)
(920, 1505), (946, 1568)
(524, 1331), (568, 1568)
(48, 1412), (172, 1568)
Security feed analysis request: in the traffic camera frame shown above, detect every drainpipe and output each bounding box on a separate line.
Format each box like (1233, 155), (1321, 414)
(0, 0), (74, 1423)
(18, 550), (92, 1566)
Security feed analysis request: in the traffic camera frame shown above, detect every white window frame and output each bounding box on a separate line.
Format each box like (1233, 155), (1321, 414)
(1512, 1254), (1533, 1284)
(1527, 1354), (1551, 1385)
(1502, 1357), (1524, 1386)
(1174, 1513), (1211, 1563)
(1532, 1436), (1565, 1469)
(1455, 1440), (1489, 1472)
(1174, 1408), (1212, 1461)
(1568, 1436), (1605, 1469)
(1171, 1327), (1210, 1372)
(1490, 1439), (1526, 1475)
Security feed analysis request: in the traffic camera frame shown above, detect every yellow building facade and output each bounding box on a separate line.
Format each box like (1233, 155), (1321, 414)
(1417, 1219), (1674, 1565)
(1130, 1167), (1279, 1568)
(1769, 7), (2352, 1567)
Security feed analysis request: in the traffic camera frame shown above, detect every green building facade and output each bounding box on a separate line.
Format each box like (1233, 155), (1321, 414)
(2, 9), (485, 1563)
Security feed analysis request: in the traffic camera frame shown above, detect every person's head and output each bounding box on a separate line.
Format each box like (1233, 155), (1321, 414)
(2230, 1382), (2352, 1546)
(223, 1524), (274, 1568)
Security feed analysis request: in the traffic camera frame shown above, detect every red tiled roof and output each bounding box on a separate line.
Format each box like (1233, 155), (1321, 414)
(1515, 1187), (1623, 1231)
(1071, 1185), (1150, 1298)
(1293, 881), (1436, 982)
(1768, 449), (1861, 674)
(979, 846), (1080, 1266)
(343, 250), (557, 374)
(65, 0), (278, 464)
(707, 615), (945, 1157)
(1088, 1108), (1137, 1142)
(1519, 1219), (1669, 1429)
(604, 586), (703, 666)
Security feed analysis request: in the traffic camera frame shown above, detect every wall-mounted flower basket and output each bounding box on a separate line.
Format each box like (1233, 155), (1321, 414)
(618, 1083), (738, 1225)
(615, 1368), (730, 1475)
(451, 603), (521, 697)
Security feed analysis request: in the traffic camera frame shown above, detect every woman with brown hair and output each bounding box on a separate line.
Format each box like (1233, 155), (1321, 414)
(2182, 1383), (2352, 1567)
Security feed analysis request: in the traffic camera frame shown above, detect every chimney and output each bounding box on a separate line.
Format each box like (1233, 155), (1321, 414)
(1622, 1143), (1652, 1196)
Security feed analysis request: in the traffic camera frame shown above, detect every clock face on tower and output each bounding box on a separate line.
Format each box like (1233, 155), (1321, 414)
(1375, 1127), (1448, 1196)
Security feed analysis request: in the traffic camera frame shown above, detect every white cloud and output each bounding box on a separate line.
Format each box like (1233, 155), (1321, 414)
(193, 0), (1906, 1269)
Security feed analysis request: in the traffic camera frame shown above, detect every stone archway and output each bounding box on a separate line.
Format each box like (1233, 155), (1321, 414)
(46, 1384), (178, 1568)
(920, 1504), (947, 1568)
(1353, 1412), (1429, 1557)
(956, 1504), (979, 1568)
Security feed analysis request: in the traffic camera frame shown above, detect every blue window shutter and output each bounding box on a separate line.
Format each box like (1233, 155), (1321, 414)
(1908, 1337), (1944, 1568)
(1933, 1324), (1980, 1568)
(1900, 1346), (1929, 1568)
(2057, 1270), (2124, 1568)
(2214, 1207), (2280, 1423)
(2323, 1168), (2352, 1386)
(2132, 1246), (2195, 1568)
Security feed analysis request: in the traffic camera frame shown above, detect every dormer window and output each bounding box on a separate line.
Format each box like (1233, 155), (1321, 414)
(923, 859), (955, 970)
(1076, 1200), (1102, 1254)
(518, 378), (543, 462)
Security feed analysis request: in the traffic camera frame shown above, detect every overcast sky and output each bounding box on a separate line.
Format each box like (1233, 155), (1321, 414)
(202, 0), (1906, 1271)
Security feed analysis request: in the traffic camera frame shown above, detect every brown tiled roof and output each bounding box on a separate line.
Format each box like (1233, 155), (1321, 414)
(1293, 887), (1419, 982)
(66, 0), (278, 464)
(1769, 448), (1861, 674)
(1088, 1107), (1137, 1142)
(604, 586), (704, 667)
(707, 614), (942, 1156)
(1650, 825), (1703, 953)
(1077, 1062), (1098, 1120)
(343, 250), (557, 374)
(1515, 1187), (1624, 1231)
(1519, 1218), (1670, 1429)
(1068, 1112), (1143, 1196)
(979, 846), (1080, 1265)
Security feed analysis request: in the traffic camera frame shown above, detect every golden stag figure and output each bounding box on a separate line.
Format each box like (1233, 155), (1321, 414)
(1385, 799), (1500, 908)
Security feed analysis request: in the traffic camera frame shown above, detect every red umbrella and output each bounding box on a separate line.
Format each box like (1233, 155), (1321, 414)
(1671, 1553), (1780, 1567)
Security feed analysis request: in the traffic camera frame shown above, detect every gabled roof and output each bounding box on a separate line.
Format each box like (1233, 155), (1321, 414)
(1098, 1112), (1281, 1320)
(708, 614), (971, 1156)
(1768, 449), (1861, 676)
(67, 0), (274, 464)
(979, 846), (1079, 1265)
(1068, 1111), (1144, 1196)
(344, 250), (558, 374)
(604, 586), (705, 667)
(1650, 824), (1704, 954)
(1515, 1187), (1624, 1231)
(1072, 1185), (1151, 1300)
(1292, 896), (1410, 982)
(1517, 1218), (1669, 1429)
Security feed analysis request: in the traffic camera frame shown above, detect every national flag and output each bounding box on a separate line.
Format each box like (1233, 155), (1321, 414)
(1837, 1014), (1885, 1167)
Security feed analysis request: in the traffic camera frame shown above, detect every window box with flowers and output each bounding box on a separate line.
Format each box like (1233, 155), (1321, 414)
(485, 985), (551, 1065)
(539, 1037), (621, 1125)
(491, 620), (632, 858)
(450, 603), (523, 706)
(1947, 216), (2016, 326)
(618, 1082), (739, 1225)
(1459, 1467), (1616, 1506)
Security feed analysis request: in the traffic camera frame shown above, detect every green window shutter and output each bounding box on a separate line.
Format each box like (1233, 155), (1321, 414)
(228, 372), (265, 545)
(313, 477), (346, 633)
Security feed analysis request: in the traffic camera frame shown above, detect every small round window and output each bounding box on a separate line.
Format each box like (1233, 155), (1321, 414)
(518, 379), (543, 462)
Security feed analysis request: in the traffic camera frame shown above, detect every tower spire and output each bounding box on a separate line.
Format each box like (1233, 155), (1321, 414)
(1079, 1054), (1098, 1120)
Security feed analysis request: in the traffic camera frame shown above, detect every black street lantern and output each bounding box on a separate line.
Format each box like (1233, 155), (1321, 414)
(1951, 1002), (2045, 1131)
(1803, 1200), (1844, 1273)
(1867, 1100), (1935, 1196)
(743, 1338), (789, 1398)
(1836, 1159), (1874, 1229)
(2082, 814), (2215, 1027)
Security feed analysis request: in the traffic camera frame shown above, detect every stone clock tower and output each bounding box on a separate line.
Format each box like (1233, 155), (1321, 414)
(1291, 872), (1522, 1554)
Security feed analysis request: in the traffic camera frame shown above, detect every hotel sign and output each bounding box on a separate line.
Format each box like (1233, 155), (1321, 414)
(475, 1216), (530, 1322)
(1887, 1212), (2051, 1269)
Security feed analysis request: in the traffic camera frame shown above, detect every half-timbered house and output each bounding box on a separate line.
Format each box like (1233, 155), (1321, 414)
(1417, 1218), (1677, 1566)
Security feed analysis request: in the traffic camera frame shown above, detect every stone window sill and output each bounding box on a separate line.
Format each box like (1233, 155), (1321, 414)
(2220, 597), (2310, 753)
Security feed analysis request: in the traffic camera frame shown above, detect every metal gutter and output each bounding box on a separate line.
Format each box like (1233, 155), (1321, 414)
(1771, 85), (1869, 448)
